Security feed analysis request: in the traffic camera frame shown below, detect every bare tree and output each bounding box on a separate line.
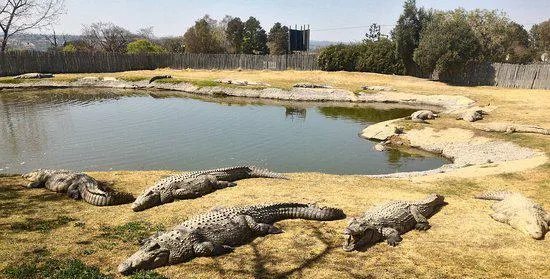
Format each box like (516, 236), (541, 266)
(82, 22), (135, 52)
(0, 0), (65, 52)
(43, 25), (66, 51)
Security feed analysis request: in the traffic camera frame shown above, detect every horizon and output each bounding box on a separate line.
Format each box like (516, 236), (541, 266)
(48, 0), (549, 42)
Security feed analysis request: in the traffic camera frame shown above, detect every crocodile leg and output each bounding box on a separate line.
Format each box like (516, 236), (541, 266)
(490, 212), (509, 224)
(410, 205), (431, 230)
(244, 215), (283, 235)
(27, 180), (45, 188)
(193, 241), (235, 257)
(544, 213), (550, 224)
(66, 182), (82, 200)
(382, 227), (402, 246)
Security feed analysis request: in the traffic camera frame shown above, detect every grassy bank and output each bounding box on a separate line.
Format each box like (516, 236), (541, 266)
(1, 69), (549, 278)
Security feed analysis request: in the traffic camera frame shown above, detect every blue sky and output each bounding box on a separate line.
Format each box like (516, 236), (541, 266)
(56, 0), (550, 42)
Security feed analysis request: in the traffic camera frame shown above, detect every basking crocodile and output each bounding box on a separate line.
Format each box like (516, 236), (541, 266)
(132, 166), (287, 212)
(23, 169), (134, 206)
(409, 110), (437, 123)
(118, 203), (345, 274)
(476, 191), (550, 239)
(343, 194), (445, 251)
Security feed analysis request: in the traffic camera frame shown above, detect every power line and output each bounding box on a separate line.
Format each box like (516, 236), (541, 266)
(311, 25), (395, 32)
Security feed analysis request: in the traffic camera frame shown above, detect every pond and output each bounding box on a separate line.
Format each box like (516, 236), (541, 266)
(0, 89), (448, 175)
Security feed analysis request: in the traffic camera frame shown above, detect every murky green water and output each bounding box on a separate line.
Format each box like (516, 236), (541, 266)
(0, 89), (447, 174)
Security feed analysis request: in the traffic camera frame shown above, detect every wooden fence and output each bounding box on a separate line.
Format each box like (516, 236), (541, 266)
(440, 62), (550, 90)
(0, 52), (319, 76)
(2, 52), (549, 89)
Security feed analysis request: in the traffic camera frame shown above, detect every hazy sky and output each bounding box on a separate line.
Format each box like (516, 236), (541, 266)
(55, 0), (550, 42)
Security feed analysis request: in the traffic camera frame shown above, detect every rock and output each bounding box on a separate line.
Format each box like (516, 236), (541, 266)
(361, 120), (402, 141)
(293, 83), (332, 89)
(373, 142), (388, 152)
(361, 85), (393, 91)
(102, 77), (118, 81)
(14, 73), (54, 79)
(149, 75), (172, 83)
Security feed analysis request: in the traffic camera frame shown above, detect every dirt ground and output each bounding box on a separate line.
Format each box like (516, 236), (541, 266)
(1, 69), (549, 278)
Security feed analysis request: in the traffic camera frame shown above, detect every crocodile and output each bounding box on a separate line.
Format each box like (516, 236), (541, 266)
(132, 166), (287, 212)
(409, 110), (438, 123)
(342, 194), (445, 251)
(22, 169), (134, 206)
(476, 191), (550, 239)
(118, 203), (345, 274)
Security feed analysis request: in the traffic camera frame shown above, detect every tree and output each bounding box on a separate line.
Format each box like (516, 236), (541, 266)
(530, 19), (550, 59)
(127, 39), (166, 54)
(82, 22), (135, 52)
(225, 17), (244, 53)
(413, 12), (481, 78)
(161, 36), (185, 53)
(0, 0), (65, 52)
(183, 15), (224, 53)
(366, 23), (381, 41)
(267, 22), (288, 55)
(62, 40), (93, 52)
(392, 0), (428, 75)
(242, 17), (267, 54)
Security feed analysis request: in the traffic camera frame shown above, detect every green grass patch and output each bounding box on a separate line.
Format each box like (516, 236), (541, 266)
(10, 216), (77, 233)
(130, 271), (168, 279)
(100, 221), (165, 243)
(2, 259), (111, 279)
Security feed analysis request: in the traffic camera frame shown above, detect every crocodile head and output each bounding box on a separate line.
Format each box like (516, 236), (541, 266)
(511, 212), (549, 240)
(22, 169), (46, 181)
(132, 189), (161, 212)
(342, 218), (382, 251)
(118, 230), (196, 275)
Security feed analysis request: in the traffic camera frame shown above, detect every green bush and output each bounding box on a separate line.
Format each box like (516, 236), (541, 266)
(356, 39), (404, 74)
(317, 44), (364, 71)
(127, 39), (166, 54)
(413, 13), (481, 78)
(318, 41), (403, 75)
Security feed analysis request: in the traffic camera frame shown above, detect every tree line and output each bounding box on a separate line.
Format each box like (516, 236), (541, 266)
(319, 0), (550, 77)
(47, 15), (290, 55)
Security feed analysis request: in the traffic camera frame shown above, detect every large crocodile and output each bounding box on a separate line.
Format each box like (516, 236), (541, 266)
(476, 191), (549, 239)
(132, 166), (287, 212)
(23, 169), (134, 206)
(118, 203), (345, 274)
(342, 194), (445, 251)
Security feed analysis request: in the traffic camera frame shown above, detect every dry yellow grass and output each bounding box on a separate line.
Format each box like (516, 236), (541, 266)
(1, 70), (550, 278)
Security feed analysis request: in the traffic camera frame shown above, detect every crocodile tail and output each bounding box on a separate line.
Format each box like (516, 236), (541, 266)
(251, 203), (345, 223)
(475, 191), (514, 201)
(248, 166), (288, 180)
(81, 182), (135, 206)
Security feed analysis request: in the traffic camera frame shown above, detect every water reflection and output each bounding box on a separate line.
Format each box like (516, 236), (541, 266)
(0, 89), (448, 174)
(285, 107), (307, 121)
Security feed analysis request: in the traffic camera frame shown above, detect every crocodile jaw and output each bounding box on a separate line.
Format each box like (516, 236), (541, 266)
(118, 242), (169, 275)
(132, 192), (161, 212)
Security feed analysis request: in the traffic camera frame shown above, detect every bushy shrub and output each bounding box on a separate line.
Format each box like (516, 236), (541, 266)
(127, 39), (166, 54)
(413, 13), (481, 78)
(317, 44), (364, 71)
(356, 39), (404, 74)
(318, 41), (403, 74)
